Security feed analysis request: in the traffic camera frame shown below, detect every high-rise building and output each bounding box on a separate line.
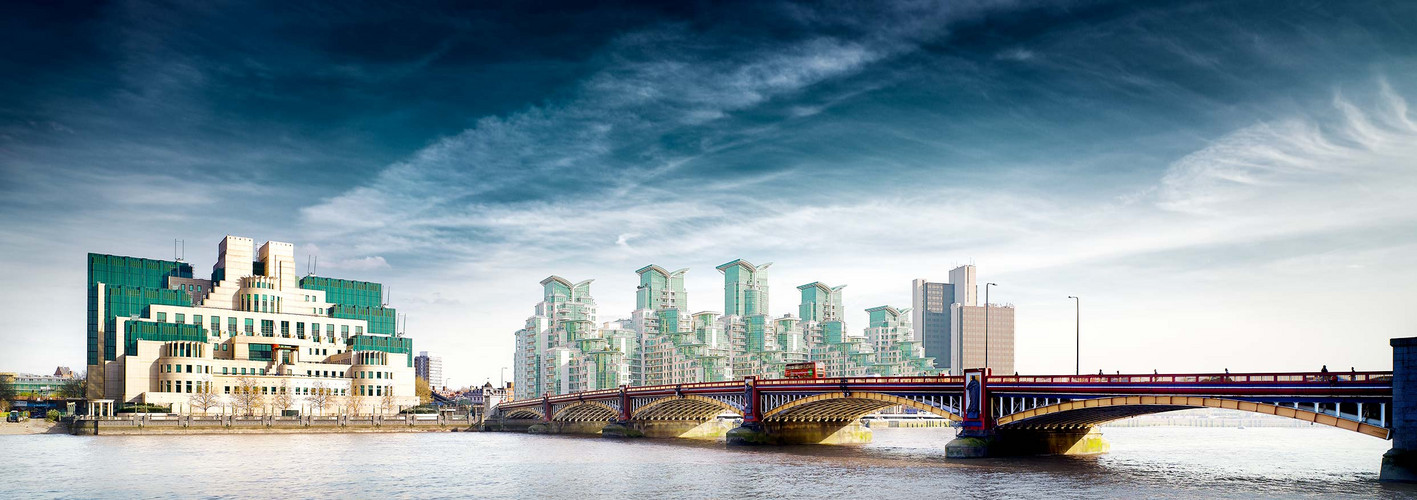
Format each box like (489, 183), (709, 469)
(636, 265), (687, 312)
(415, 351), (443, 389)
(717, 259), (770, 317)
(911, 279), (954, 365)
(515, 259), (945, 394)
(85, 236), (417, 414)
(912, 264), (1014, 375)
(864, 306), (936, 376)
(513, 276), (635, 399)
(797, 282), (844, 323)
(955, 303), (1015, 375)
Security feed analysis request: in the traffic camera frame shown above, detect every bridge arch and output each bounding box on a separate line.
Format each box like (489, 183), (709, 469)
(501, 407), (545, 420)
(762, 392), (962, 422)
(552, 401), (619, 422)
(633, 395), (743, 421)
(996, 396), (1388, 439)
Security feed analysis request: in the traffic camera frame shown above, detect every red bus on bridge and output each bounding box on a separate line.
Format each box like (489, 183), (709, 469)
(785, 362), (824, 379)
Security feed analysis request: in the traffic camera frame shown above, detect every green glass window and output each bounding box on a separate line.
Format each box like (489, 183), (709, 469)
(156, 312), (166, 322)
(244, 318), (254, 335)
(175, 313), (184, 323)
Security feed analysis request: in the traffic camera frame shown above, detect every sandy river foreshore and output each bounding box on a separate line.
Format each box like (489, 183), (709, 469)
(0, 420), (67, 435)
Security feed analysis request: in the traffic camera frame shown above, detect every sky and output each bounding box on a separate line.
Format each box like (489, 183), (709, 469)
(2, 0), (1415, 388)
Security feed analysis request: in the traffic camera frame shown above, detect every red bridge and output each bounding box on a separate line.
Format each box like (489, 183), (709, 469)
(491, 369), (1392, 454)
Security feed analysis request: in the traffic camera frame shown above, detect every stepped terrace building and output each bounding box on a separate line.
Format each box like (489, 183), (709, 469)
(85, 236), (417, 414)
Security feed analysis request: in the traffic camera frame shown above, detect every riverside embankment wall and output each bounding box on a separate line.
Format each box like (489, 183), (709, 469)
(69, 414), (480, 435)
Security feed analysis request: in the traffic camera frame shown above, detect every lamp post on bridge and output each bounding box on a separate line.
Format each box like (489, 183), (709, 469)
(500, 367), (507, 390)
(1068, 296), (1079, 376)
(985, 282), (997, 372)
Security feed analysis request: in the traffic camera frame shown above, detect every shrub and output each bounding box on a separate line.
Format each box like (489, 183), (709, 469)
(118, 403), (173, 414)
(46, 410), (60, 422)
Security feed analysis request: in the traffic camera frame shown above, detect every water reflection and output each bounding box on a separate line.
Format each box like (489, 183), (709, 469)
(0, 426), (1412, 499)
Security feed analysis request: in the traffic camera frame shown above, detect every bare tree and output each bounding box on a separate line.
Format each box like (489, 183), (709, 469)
(274, 381), (294, 416)
(233, 376), (262, 416)
(342, 392), (362, 416)
(308, 381), (331, 416)
(57, 371), (86, 399)
(188, 379), (220, 415)
(380, 386), (397, 416)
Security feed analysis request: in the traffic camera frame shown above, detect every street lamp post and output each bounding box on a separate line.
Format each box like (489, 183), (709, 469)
(985, 282), (997, 372)
(1068, 296), (1080, 376)
(500, 367), (507, 389)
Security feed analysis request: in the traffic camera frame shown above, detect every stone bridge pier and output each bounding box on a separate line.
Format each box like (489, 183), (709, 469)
(1381, 337), (1417, 482)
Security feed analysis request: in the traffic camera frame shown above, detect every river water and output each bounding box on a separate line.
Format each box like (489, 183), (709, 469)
(1, 426), (1413, 498)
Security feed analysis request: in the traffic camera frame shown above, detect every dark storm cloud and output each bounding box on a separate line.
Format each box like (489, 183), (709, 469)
(1, 0), (1416, 379)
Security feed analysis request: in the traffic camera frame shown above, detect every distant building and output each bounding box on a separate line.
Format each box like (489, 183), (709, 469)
(1, 370), (74, 398)
(913, 265), (1013, 375)
(956, 304), (1015, 375)
(415, 351), (443, 389)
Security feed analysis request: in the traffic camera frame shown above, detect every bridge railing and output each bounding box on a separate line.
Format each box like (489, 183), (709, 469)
(988, 371), (1392, 385)
(626, 380), (748, 394)
(495, 371), (1394, 412)
(756, 375), (965, 386)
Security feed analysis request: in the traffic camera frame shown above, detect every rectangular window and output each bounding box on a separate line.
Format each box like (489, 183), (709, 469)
(185, 381), (192, 393)
(341, 325), (349, 336)
(261, 320), (274, 336)
(194, 315), (202, 326)
(224, 386), (230, 394)
(281, 321), (290, 337)
(355, 326), (363, 335)
(296, 323), (305, 338)
(222, 367), (228, 375)
(228, 317), (237, 333)
(244, 318), (254, 335)
(197, 285), (203, 292)
(241, 368), (247, 375)
(156, 312), (166, 322)
(175, 313), (185, 323)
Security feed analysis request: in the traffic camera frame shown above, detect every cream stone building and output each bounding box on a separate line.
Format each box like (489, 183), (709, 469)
(86, 236), (417, 415)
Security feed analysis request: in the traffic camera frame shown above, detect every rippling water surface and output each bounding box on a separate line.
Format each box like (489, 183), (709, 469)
(1, 426), (1412, 498)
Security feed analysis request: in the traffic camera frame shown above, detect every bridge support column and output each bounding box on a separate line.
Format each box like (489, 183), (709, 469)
(600, 421), (645, 438)
(947, 427), (1110, 457)
(527, 421), (607, 435)
(1382, 337), (1417, 482)
(618, 419), (734, 439)
(727, 420), (873, 445)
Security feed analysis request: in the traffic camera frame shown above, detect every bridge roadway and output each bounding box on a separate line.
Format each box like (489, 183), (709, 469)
(489, 370), (1392, 453)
